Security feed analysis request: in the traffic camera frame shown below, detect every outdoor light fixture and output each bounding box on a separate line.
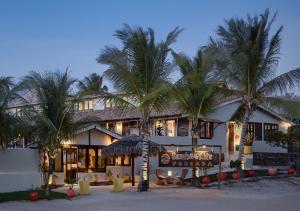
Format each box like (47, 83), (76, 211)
(168, 170), (172, 177)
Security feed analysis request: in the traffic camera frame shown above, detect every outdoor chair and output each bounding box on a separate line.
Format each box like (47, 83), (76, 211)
(155, 169), (173, 186)
(175, 169), (189, 185)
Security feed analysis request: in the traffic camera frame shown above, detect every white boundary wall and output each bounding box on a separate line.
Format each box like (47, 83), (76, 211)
(0, 149), (41, 193)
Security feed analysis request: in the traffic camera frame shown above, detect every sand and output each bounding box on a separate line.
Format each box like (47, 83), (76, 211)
(1, 176), (300, 211)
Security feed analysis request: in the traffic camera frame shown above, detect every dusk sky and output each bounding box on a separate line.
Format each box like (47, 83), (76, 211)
(1, 0), (300, 89)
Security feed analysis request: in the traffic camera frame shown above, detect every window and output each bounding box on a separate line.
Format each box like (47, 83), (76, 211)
(115, 122), (123, 135)
(166, 120), (175, 137)
(155, 120), (165, 136)
(264, 123), (279, 135)
(199, 121), (213, 139)
(177, 118), (189, 136)
(88, 149), (96, 172)
(255, 123), (262, 141)
(247, 122), (262, 141)
(78, 102), (84, 111)
(78, 146), (106, 172)
(78, 148), (87, 172)
(109, 155), (131, 166)
(76, 100), (93, 111)
(97, 149), (106, 171)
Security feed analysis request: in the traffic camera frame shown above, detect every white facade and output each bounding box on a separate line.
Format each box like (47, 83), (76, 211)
(0, 149), (41, 193)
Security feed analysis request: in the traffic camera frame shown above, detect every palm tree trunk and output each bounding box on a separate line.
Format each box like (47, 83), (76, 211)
(191, 130), (198, 178)
(238, 107), (251, 168)
(45, 154), (54, 197)
(138, 120), (150, 192)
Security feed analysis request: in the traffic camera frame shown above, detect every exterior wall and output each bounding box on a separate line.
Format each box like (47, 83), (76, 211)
(250, 108), (287, 153)
(209, 101), (241, 121)
(0, 149), (41, 193)
(65, 129), (112, 146)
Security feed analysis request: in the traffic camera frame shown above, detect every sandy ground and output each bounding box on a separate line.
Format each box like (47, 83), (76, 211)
(1, 176), (300, 211)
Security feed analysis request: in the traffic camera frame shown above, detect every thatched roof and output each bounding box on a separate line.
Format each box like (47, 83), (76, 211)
(102, 135), (162, 157)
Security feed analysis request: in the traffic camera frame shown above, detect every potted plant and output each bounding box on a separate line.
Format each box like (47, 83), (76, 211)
(201, 168), (211, 185)
(79, 177), (90, 195)
(113, 174), (124, 192)
(247, 170), (255, 177)
(123, 173), (130, 182)
(66, 177), (76, 199)
(287, 167), (295, 175)
(49, 173), (58, 185)
(29, 190), (39, 201)
(106, 169), (113, 182)
(217, 172), (227, 182)
(230, 160), (241, 180)
(244, 134), (254, 155)
(268, 167), (278, 176)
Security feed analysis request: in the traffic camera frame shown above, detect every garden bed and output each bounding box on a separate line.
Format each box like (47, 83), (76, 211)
(0, 189), (66, 203)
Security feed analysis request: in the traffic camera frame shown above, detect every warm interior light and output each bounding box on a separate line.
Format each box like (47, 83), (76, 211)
(167, 170), (172, 177)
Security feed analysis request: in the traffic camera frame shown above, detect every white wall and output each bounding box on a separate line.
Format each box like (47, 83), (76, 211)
(0, 149), (41, 193)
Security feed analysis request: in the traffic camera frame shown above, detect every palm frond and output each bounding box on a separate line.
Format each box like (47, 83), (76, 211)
(258, 68), (300, 95)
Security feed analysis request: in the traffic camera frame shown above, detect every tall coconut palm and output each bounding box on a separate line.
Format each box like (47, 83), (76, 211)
(211, 9), (300, 162)
(22, 70), (84, 196)
(0, 76), (19, 148)
(172, 48), (226, 180)
(78, 73), (108, 95)
(98, 24), (182, 191)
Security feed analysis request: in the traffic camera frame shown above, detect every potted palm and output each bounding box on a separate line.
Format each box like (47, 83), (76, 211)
(244, 134), (253, 155)
(106, 169), (113, 182)
(79, 177), (90, 195)
(201, 168), (211, 185)
(230, 160), (241, 180)
(113, 174), (124, 192)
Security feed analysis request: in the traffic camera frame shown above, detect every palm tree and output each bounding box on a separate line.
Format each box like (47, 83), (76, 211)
(97, 24), (182, 191)
(78, 73), (108, 95)
(0, 77), (20, 148)
(21, 70), (84, 196)
(172, 48), (225, 181)
(211, 9), (300, 163)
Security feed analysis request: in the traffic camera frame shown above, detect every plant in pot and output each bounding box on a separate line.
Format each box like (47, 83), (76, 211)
(217, 172), (227, 182)
(29, 187), (39, 201)
(106, 169), (113, 182)
(268, 167), (278, 176)
(66, 177), (76, 199)
(230, 160), (241, 180)
(49, 173), (58, 186)
(113, 174), (124, 192)
(201, 168), (211, 185)
(244, 134), (254, 155)
(123, 173), (130, 182)
(287, 167), (295, 175)
(79, 177), (90, 195)
(247, 170), (255, 177)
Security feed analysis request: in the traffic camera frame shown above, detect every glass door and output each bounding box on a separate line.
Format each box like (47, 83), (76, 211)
(64, 148), (78, 183)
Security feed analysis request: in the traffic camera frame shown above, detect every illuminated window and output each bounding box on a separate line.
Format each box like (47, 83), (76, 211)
(155, 120), (165, 136)
(78, 102), (84, 111)
(166, 120), (175, 137)
(88, 149), (96, 172)
(78, 148), (87, 172)
(115, 122), (123, 135)
(199, 121), (213, 139)
(248, 122), (262, 141)
(97, 149), (106, 171)
(88, 100), (93, 109)
(264, 123), (278, 135)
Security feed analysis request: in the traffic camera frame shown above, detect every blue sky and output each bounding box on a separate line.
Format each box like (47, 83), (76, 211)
(1, 0), (300, 89)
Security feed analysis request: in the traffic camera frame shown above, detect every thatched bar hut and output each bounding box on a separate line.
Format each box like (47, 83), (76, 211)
(102, 135), (162, 186)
